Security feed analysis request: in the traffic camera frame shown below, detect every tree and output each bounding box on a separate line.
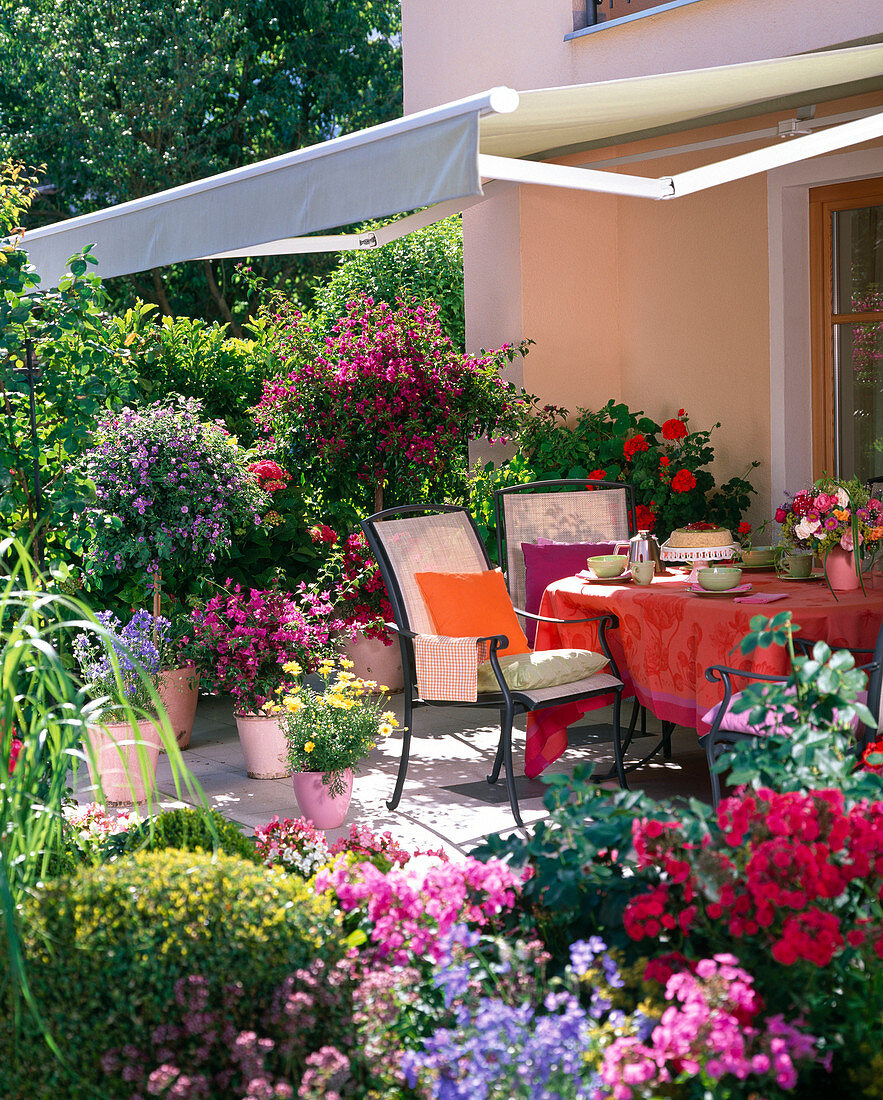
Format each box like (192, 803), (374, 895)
(313, 216), (466, 349)
(0, 0), (402, 324)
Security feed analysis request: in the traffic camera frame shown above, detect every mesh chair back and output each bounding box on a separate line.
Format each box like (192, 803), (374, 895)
(366, 508), (491, 635)
(497, 481), (635, 613)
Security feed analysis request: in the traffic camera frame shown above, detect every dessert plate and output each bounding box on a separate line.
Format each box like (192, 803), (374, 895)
(578, 569), (631, 583)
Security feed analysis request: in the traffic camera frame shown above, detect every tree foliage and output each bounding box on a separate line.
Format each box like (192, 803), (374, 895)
(0, 0), (402, 321)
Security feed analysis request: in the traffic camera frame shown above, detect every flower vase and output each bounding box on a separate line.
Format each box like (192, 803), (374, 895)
(341, 632), (404, 693)
(291, 769), (353, 829)
(826, 545), (861, 591)
(86, 718), (163, 805)
(234, 712), (290, 779)
(157, 665), (200, 750)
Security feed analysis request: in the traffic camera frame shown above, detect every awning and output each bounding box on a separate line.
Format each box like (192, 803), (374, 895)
(18, 42), (883, 286)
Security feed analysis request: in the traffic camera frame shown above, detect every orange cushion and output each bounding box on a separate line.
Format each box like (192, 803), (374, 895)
(414, 569), (530, 657)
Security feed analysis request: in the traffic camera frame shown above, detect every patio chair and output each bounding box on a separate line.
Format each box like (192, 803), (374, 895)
(361, 504), (626, 827)
(493, 478), (662, 756)
(702, 628), (883, 806)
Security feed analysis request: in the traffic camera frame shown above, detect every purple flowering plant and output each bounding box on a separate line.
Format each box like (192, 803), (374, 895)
(190, 583), (336, 715)
(72, 609), (167, 712)
(80, 396), (267, 580)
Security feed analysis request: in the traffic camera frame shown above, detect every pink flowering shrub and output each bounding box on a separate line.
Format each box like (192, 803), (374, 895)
(597, 954), (824, 1099)
(190, 583), (334, 712)
(315, 855), (529, 966)
(253, 294), (529, 514)
(301, 526), (394, 641)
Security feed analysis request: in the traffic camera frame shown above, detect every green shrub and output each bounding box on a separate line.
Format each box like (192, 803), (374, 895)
(100, 807), (260, 864)
(0, 850), (341, 1098)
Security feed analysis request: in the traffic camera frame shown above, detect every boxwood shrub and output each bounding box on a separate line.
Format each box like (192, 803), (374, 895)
(1, 850), (342, 1098)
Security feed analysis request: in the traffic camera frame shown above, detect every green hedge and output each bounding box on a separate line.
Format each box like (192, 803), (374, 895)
(1, 850), (341, 1098)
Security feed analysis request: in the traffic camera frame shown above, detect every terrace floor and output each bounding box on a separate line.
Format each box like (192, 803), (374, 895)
(77, 693), (713, 855)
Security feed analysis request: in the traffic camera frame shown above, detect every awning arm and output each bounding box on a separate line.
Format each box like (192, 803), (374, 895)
(478, 154), (674, 199)
(203, 181), (516, 260)
(667, 110), (883, 197)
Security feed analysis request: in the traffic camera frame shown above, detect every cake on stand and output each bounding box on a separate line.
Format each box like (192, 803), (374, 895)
(659, 540), (741, 584)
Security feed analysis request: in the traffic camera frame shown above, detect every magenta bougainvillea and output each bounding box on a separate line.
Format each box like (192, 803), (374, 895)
(253, 294), (529, 511)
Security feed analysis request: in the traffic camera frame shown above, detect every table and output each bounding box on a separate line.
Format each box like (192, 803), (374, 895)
(535, 570), (883, 735)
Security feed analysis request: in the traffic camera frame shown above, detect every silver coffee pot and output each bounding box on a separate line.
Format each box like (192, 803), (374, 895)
(615, 530), (664, 574)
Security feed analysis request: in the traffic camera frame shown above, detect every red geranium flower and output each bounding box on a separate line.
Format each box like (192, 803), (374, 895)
(737, 521), (752, 537)
(670, 469), (697, 494)
(623, 435), (650, 461)
(635, 503), (657, 531)
(587, 469), (608, 483)
(662, 418), (688, 441)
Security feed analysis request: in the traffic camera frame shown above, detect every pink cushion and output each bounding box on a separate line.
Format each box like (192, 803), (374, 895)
(702, 687), (866, 737)
(521, 541), (614, 646)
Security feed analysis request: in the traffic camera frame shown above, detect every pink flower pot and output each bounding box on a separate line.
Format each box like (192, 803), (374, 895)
(291, 769), (353, 829)
(234, 713), (290, 779)
(341, 632), (403, 693)
(86, 718), (162, 805)
(157, 665), (200, 750)
(826, 545), (861, 591)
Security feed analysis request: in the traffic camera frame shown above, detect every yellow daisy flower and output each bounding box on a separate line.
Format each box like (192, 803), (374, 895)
(304, 741), (315, 753)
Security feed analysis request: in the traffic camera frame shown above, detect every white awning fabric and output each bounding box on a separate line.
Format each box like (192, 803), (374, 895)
(17, 42), (883, 285)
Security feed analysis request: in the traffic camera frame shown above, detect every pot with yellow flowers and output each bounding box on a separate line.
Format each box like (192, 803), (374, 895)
(281, 657), (397, 829)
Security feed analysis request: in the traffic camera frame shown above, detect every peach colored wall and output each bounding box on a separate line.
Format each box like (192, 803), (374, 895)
(402, 0), (883, 113)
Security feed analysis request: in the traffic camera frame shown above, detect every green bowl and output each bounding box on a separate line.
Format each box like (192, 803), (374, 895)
(697, 566), (743, 591)
(587, 554), (628, 578)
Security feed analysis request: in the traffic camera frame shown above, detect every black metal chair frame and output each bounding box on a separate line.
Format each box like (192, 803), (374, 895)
(362, 503), (627, 828)
(702, 630), (883, 806)
(493, 478), (674, 772)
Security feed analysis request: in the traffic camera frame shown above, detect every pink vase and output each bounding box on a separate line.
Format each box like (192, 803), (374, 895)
(291, 768), (353, 829)
(341, 632), (404, 693)
(86, 718), (162, 805)
(157, 665), (200, 750)
(826, 545), (861, 591)
(234, 713), (290, 779)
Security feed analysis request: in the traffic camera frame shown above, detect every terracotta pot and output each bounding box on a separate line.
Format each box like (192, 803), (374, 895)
(86, 718), (162, 805)
(291, 768), (353, 829)
(826, 545), (861, 591)
(341, 631), (403, 693)
(157, 665), (200, 750)
(234, 712), (290, 779)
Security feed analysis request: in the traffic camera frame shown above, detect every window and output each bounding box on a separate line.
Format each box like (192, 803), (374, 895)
(810, 178), (883, 481)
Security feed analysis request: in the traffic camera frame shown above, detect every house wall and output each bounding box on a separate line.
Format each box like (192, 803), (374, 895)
(401, 0), (883, 519)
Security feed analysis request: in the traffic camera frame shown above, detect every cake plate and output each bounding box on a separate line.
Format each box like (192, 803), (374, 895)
(659, 540), (741, 584)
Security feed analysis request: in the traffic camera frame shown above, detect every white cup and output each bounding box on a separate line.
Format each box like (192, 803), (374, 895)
(631, 561), (655, 585)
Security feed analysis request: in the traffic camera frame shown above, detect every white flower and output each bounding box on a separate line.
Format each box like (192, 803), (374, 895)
(836, 487), (850, 508)
(794, 517), (820, 540)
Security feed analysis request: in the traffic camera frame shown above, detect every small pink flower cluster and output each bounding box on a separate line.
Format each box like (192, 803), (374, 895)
(315, 856), (529, 966)
(248, 459), (291, 494)
(623, 788), (883, 967)
(64, 802), (138, 857)
(598, 955), (823, 1098)
(8, 736), (22, 775)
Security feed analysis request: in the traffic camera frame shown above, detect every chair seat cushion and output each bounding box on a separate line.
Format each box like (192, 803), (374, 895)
(415, 569), (530, 657)
(701, 687), (866, 736)
(521, 540), (614, 646)
(477, 647), (609, 693)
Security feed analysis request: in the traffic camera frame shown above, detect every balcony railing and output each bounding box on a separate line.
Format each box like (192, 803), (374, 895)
(572, 0), (694, 33)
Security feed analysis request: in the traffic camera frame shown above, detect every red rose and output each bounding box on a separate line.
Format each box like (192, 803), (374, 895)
(662, 418), (688, 441)
(670, 469), (697, 494)
(587, 469), (608, 482)
(623, 434), (650, 461)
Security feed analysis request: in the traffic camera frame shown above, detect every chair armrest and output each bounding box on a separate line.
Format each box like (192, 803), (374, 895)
(705, 664), (793, 686)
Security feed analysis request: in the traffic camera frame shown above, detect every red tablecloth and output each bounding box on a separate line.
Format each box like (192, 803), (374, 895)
(535, 571), (883, 738)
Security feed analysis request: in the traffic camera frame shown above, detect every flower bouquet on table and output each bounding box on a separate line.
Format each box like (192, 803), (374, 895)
(280, 656), (397, 826)
(776, 477), (883, 594)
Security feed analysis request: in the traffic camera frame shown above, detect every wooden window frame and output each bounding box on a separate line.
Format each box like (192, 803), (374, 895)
(809, 177), (883, 477)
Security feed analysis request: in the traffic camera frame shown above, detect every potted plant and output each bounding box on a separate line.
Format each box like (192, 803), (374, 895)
(280, 656), (398, 828)
(301, 524), (403, 690)
(155, 610), (209, 751)
(72, 609), (167, 804)
(776, 477), (883, 593)
(190, 583), (333, 778)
